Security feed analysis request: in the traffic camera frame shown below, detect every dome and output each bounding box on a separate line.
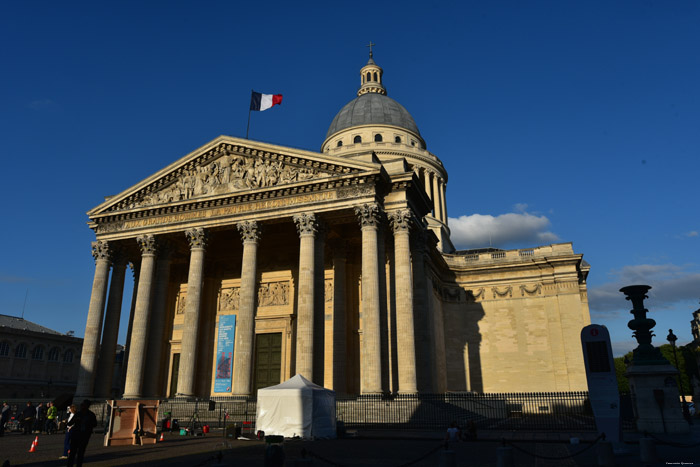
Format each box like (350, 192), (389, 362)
(326, 93), (421, 139)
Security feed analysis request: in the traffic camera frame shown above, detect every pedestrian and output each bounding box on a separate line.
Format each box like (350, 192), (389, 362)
(46, 401), (58, 434)
(21, 401), (34, 435)
(0, 401), (10, 437)
(445, 420), (461, 443)
(67, 400), (96, 467)
(33, 402), (45, 433)
(60, 405), (77, 460)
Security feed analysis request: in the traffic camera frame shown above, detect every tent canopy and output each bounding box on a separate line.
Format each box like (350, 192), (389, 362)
(256, 374), (336, 439)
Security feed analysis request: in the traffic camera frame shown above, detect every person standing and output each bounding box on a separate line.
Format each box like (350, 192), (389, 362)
(46, 402), (58, 434)
(0, 401), (10, 437)
(67, 400), (96, 467)
(21, 402), (34, 435)
(60, 405), (77, 460)
(33, 402), (45, 433)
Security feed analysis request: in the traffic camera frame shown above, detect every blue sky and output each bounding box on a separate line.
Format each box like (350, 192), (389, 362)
(1, 1), (698, 357)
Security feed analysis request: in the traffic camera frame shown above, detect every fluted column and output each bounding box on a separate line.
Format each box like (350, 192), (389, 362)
(123, 235), (158, 398)
(294, 213), (318, 380)
(120, 263), (139, 394)
(94, 250), (128, 398)
(233, 221), (260, 395)
(388, 210), (418, 393)
(331, 241), (347, 393)
(431, 172), (440, 220)
(143, 242), (173, 397)
(440, 178), (448, 222)
(75, 241), (111, 400)
(355, 203), (383, 394)
(313, 221), (327, 386)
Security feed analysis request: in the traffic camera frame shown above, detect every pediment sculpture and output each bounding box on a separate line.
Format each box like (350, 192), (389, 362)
(131, 154), (324, 209)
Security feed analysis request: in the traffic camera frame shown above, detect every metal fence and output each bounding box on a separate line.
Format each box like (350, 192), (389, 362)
(64, 391), (636, 433)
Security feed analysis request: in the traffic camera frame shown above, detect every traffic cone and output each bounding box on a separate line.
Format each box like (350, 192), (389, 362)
(34, 436), (39, 446)
(159, 432), (164, 442)
(28, 439), (36, 453)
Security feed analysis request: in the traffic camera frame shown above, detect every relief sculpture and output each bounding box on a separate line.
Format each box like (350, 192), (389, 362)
(134, 155), (321, 208)
(257, 281), (289, 307)
(219, 287), (240, 311)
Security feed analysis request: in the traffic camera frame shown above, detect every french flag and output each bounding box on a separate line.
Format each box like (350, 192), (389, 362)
(250, 91), (283, 111)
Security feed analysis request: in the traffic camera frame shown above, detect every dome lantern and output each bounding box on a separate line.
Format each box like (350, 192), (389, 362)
(358, 42), (386, 96)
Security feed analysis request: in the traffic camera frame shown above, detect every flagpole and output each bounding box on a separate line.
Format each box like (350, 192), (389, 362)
(246, 89), (253, 139)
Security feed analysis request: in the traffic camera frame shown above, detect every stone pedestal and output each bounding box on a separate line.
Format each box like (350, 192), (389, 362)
(626, 364), (689, 434)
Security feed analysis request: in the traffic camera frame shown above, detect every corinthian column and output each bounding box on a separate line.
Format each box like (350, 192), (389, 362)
(143, 242), (173, 397)
(94, 249), (128, 399)
(75, 241), (111, 400)
(388, 210), (418, 393)
(355, 203), (383, 394)
(440, 178), (448, 222)
(123, 235), (158, 398)
(331, 241), (347, 393)
(431, 172), (441, 221)
(176, 228), (208, 397)
(233, 221), (260, 395)
(294, 213), (318, 380)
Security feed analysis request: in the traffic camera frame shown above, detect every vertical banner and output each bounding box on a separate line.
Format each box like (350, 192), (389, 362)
(214, 314), (236, 392)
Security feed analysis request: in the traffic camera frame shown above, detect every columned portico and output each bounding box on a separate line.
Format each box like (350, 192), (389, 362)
(176, 228), (208, 397)
(232, 221), (260, 395)
(123, 235), (158, 398)
(294, 213), (318, 380)
(355, 203), (383, 394)
(388, 210), (417, 393)
(94, 250), (127, 398)
(75, 241), (111, 400)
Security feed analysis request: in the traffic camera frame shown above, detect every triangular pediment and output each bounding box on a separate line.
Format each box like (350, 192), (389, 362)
(89, 135), (382, 218)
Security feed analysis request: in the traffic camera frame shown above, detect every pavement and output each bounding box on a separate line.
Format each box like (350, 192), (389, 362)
(0, 424), (699, 466)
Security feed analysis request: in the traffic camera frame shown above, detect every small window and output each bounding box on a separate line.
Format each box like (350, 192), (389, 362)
(374, 134), (383, 142)
(48, 347), (60, 362)
(411, 140), (416, 147)
(15, 343), (27, 359)
(63, 349), (74, 363)
(0, 341), (9, 357)
(353, 135), (362, 144)
(373, 72), (378, 81)
(366, 72), (371, 82)
(337, 140), (343, 147)
(395, 136), (401, 143)
(32, 346), (44, 360)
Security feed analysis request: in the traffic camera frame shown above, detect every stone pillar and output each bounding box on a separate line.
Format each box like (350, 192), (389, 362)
(94, 250), (128, 399)
(176, 228), (208, 397)
(331, 242), (347, 393)
(388, 210), (418, 393)
(313, 222), (327, 386)
(440, 178), (448, 222)
(412, 229), (436, 392)
(431, 172), (441, 221)
(120, 263), (139, 395)
(143, 242), (173, 397)
(355, 203), (383, 394)
(123, 235), (158, 398)
(294, 213), (318, 380)
(233, 221), (260, 395)
(75, 240), (111, 400)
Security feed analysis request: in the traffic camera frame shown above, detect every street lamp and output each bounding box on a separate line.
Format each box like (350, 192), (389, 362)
(666, 329), (692, 423)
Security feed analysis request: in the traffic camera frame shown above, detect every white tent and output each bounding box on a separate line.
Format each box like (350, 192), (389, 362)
(256, 374), (336, 439)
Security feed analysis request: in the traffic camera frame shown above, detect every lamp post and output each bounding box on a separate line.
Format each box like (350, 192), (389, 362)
(666, 329), (692, 423)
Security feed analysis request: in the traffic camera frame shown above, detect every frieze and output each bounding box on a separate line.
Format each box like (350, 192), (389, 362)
(337, 184), (374, 199)
(258, 281), (289, 307)
(176, 291), (187, 314)
(464, 287), (485, 302)
(325, 279), (333, 302)
(519, 283), (542, 297)
(492, 286), (513, 299)
(219, 287), (240, 311)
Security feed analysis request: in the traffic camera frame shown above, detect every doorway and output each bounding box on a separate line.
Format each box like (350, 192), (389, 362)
(253, 333), (282, 392)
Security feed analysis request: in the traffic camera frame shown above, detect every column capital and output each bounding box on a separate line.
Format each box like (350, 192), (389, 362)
(388, 209), (412, 234)
(294, 212), (318, 236)
(136, 234), (157, 256)
(91, 240), (111, 263)
(355, 203), (382, 229)
(237, 220), (261, 243)
(185, 228), (208, 250)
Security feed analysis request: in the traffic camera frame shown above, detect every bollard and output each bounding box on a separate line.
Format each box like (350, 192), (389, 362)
(439, 449), (456, 467)
(596, 440), (615, 467)
(496, 446), (514, 467)
(639, 437), (656, 463)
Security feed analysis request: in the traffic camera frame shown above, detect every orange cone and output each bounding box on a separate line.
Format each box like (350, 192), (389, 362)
(159, 433), (164, 442)
(28, 440), (36, 453)
(34, 436), (39, 446)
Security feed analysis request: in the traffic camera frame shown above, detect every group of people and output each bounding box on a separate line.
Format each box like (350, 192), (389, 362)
(0, 399), (97, 467)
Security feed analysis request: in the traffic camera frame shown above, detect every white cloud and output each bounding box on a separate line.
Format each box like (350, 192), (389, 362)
(588, 264), (700, 315)
(686, 231), (698, 238)
(448, 209), (559, 250)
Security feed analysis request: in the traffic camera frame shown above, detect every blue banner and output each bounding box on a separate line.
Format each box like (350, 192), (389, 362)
(214, 314), (236, 393)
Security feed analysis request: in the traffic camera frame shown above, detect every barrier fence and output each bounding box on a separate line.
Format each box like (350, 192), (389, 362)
(75, 391), (634, 432)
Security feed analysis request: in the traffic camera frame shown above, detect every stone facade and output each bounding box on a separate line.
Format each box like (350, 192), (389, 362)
(75, 53), (591, 400)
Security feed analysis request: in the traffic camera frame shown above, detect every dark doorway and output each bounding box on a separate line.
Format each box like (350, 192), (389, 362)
(254, 333), (282, 392)
(169, 353), (180, 397)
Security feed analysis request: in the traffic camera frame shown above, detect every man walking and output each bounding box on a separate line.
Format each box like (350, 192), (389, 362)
(46, 402), (58, 434)
(21, 402), (34, 435)
(67, 400), (96, 467)
(0, 401), (10, 436)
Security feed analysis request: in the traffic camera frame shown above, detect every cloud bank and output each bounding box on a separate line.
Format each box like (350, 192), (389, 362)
(588, 264), (700, 317)
(448, 208), (559, 250)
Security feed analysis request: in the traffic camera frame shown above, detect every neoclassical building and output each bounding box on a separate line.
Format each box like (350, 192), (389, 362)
(75, 53), (591, 401)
